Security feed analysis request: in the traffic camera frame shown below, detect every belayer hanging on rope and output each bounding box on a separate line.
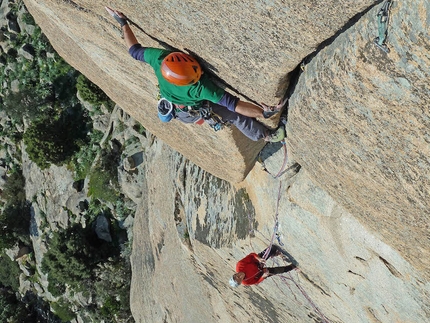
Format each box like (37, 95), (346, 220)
(106, 7), (286, 143)
(229, 245), (298, 287)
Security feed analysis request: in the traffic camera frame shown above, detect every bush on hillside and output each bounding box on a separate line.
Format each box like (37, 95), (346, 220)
(2, 169), (26, 206)
(2, 86), (54, 121)
(0, 169), (31, 248)
(0, 288), (61, 323)
(42, 221), (120, 297)
(41, 225), (94, 296)
(69, 129), (103, 181)
(0, 289), (30, 322)
(23, 107), (90, 169)
(0, 17), (76, 123)
(50, 300), (76, 322)
(88, 166), (120, 203)
(0, 254), (22, 292)
(0, 203), (31, 249)
(76, 74), (114, 112)
(88, 147), (122, 203)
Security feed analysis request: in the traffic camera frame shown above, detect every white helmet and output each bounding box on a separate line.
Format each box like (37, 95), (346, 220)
(229, 276), (239, 288)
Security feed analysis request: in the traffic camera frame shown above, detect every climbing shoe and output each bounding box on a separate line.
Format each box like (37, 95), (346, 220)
(261, 103), (283, 118)
(265, 126), (285, 143)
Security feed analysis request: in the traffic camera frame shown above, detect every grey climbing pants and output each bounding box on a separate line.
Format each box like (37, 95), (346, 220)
(174, 102), (268, 141)
(210, 103), (268, 141)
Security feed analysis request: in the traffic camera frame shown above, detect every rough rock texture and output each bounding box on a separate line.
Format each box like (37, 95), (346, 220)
(129, 137), (429, 323)
(19, 0), (430, 322)
(287, 0), (430, 280)
(22, 0), (374, 182)
(21, 145), (80, 301)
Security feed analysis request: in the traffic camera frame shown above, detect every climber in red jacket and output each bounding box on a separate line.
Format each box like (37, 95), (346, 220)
(229, 246), (297, 287)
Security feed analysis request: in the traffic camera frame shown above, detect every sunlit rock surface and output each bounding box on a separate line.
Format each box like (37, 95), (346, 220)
(22, 0), (430, 322)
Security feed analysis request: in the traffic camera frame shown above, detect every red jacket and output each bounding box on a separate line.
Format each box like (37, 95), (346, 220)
(236, 253), (264, 285)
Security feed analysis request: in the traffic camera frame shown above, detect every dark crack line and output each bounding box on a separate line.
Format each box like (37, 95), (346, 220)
(281, 0), (385, 113)
(300, 272), (331, 297)
(348, 270), (365, 279)
(379, 256), (402, 278)
(124, 17), (259, 104)
(303, 1), (384, 66)
(62, 0), (90, 13)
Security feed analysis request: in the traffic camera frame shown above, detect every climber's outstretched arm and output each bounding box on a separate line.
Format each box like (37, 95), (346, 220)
(122, 24), (139, 49)
(106, 7), (138, 49)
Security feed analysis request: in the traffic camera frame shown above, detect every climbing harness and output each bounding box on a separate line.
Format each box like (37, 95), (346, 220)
(374, 0), (393, 53)
(199, 102), (224, 131)
(156, 97), (225, 130)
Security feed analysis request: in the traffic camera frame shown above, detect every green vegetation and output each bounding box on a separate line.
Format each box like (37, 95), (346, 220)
(0, 3), (132, 322)
(0, 203), (31, 249)
(0, 169), (31, 249)
(77, 74), (115, 112)
(41, 222), (113, 296)
(114, 199), (135, 221)
(70, 130), (104, 180)
(0, 287), (62, 322)
(0, 253), (56, 322)
(133, 123), (146, 135)
(23, 107), (90, 169)
(91, 257), (132, 322)
(41, 211), (131, 322)
(0, 254), (22, 291)
(1, 25), (75, 122)
(2, 169), (26, 206)
(88, 147), (122, 203)
(2, 87), (53, 121)
(50, 299), (76, 322)
(88, 166), (119, 203)
(0, 289), (31, 322)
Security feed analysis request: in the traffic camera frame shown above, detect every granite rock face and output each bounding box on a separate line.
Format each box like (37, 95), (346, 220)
(287, 0), (430, 280)
(129, 138), (429, 323)
(22, 0), (374, 182)
(19, 0), (430, 322)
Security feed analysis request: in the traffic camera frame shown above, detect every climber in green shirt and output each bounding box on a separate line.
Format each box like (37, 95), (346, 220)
(107, 7), (285, 142)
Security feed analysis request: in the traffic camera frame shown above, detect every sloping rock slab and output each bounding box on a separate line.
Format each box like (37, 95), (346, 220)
(287, 0), (430, 279)
(23, 0), (374, 182)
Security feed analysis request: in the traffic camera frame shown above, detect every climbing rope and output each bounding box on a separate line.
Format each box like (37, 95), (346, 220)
(247, 181), (331, 322)
(279, 273), (331, 323)
(374, 0), (393, 53)
(274, 141), (288, 179)
(274, 109), (289, 179)
(258, 96), (290, 178)
(262, 181), (283, 260)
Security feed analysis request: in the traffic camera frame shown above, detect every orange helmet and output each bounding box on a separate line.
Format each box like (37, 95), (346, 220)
(161, 52), (202, 86)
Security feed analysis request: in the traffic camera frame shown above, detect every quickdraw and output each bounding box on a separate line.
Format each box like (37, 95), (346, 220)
(374, 0), (393, 53)
(199, 102), (225, 131)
